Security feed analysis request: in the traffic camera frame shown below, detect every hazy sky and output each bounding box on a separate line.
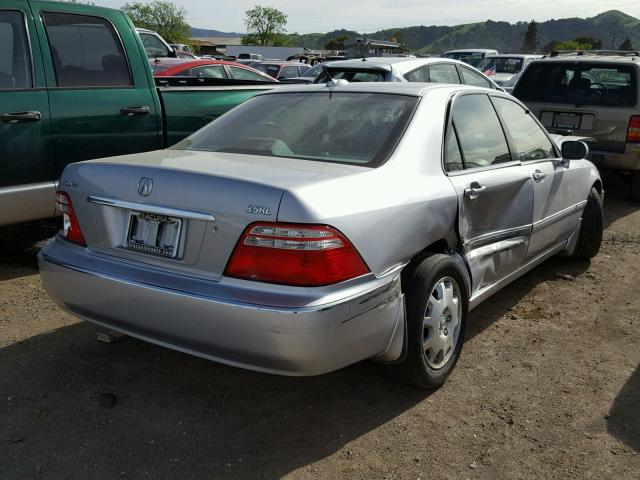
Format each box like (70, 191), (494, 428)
(91, 1), (639, 33)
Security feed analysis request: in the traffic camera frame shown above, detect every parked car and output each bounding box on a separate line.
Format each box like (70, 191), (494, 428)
(39, 82), (603, 389)
(513, 51), (640, 199)
(136, 27), (176, 59)
(313, 57), (502, 90)
(442, 49), (498, 67)
(237, 53), (263, 61)
(153, 60), (275, 82)
(0, 1), (278, 225)
(169, 43), (193, 53)
(279, 63), (325, 84)
(476, 54), (542, 86)
(254, 61), (313, 80)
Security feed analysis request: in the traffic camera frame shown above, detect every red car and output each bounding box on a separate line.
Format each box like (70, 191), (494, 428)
(152, 59), (276, 82)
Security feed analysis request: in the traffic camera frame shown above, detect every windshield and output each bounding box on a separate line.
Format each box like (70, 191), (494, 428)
(515, 62), (637, 107)
(255, 64), (280, 78)
(477, 57), (523, 75)
(139, 32), (172, 58)
(174, 92), (418, 166)
(443, 52), (485, 67)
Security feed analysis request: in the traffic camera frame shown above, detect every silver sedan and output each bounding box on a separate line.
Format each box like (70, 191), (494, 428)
(39, 83), (603, 388)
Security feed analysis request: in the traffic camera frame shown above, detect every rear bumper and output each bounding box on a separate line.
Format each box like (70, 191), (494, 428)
(590, 144), (640, 170)
(38, 240), (404, 376)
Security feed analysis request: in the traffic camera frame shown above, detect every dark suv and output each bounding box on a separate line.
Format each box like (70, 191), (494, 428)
(514, 51), (640, 199)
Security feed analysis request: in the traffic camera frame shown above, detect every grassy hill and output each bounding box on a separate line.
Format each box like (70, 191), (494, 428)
(280, 10), (640, 54)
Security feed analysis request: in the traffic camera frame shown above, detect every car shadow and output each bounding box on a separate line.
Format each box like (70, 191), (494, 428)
(0, 218), (58, 281)
(600, 171), (639, 230)
(607, 364), (640, 452)
(0, 323), (429, 479)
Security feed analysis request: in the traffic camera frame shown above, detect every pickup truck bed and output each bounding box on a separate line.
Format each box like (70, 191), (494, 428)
(0, 0), (277, 225)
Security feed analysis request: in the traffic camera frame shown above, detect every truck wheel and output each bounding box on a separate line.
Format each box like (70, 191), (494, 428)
(631, 171), (640, 202)
(394, 254), (468, 389)
(570, 187), (603, 260)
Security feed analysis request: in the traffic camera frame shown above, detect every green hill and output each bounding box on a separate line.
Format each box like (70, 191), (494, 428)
(285, 10), (640, 54)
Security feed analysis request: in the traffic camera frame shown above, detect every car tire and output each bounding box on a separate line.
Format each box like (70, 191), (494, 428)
(631, 171), (640, 202)
(570, 187), (603, 260)
(393, 254), (468, 389)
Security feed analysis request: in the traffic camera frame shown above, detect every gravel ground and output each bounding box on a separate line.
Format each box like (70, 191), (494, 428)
(0, 180), (638, 480)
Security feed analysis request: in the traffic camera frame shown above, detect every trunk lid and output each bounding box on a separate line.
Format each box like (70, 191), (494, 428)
(61, 149), (364, 279)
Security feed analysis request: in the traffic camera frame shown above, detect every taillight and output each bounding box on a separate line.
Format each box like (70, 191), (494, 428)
(55, 191), (86, 246)
(224, 222), (369, 286)
(627, 116), (640, 143)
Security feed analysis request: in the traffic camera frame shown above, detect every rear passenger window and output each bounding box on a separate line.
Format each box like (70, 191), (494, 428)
(42, 12), (131, 87)
(405, 66), (429, 82)
(452, 94), (512, 168)
(493, 97), (556, 161)
(459, 67), (492, 88)
(445, 127), (464, 171)
(0, 10), (32, 89)
(429, 64), (459, 84)
(229, 66), (269, 81)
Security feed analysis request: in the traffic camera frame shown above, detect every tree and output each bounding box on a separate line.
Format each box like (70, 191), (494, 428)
(242, 6), (289, 47)
(521, 20), (538, 53)
(553, 40), (594, 51)
(619, 37), (634, 51)
(122, 1), (190, 44)
(324, 35), (349, 51)
(574, 36), (602, 49)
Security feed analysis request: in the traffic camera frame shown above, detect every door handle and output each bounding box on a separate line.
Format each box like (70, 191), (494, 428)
(1, 111), (41, 124)
(463, 182), (487, 199)
(532, 170), (547, 181)
(120, 106), (150, 116)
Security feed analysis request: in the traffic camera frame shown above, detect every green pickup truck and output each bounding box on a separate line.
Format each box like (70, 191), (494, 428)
(1, 0), (276, 225)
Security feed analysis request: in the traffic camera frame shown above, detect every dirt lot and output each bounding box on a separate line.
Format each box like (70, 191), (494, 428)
(0, 181), (638, 480)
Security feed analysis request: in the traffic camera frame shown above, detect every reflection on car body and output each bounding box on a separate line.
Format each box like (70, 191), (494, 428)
(39, 83), (603, 389)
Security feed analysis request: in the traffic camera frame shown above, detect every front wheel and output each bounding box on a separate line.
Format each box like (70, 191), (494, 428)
(569, 186), (603, 260)
(393, 254), (469, 389)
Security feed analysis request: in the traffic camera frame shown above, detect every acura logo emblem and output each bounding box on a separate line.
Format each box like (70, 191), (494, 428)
(138, 177), (153, 196)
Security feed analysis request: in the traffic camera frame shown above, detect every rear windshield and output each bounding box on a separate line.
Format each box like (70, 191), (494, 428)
(174, 92), (418, 166)
(514, 62), (637, 107)
(315, 69), (386, 83)
(477, 57), (523, 74)
(443, 52), (485, 67)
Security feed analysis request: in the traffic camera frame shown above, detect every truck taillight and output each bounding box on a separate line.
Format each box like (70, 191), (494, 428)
(224, 222), (370, 286)
(55, 191), (86, 246)
(627, 116), (640, 143)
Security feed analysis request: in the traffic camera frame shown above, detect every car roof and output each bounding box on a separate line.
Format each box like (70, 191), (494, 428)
(444, 49), (497, 54)
(322, 57), (480, 75)
(533, 54), (640, 63)
(484, 54), (543, 58)
(261, 81), (493, 98)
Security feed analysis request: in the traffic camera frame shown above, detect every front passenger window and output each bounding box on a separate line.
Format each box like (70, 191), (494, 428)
(429, 64), (460, 84)
(459, 67), (492, 88)
(452, 94), (512, 168)
(0, 11), (32, 89)
(493, 97), (556, 161)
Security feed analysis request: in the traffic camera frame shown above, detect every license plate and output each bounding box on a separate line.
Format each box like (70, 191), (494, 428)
(125, 211), (182, 258)
(552, 112), (581, 129)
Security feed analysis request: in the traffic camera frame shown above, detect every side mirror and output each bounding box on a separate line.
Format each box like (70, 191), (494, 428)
(561, 140), (589, 160)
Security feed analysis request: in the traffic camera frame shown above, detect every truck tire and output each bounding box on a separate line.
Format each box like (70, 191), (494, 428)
(570, 187), (603, 260)
(631, 171), (640, 202)
(393, 254), (468, 389)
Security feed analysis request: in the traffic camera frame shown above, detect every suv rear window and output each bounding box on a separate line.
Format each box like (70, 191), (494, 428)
(514, 62), (637, 107)
(175, 92), (418, 167)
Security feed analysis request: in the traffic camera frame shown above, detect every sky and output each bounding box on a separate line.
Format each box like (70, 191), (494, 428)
(91, 0), (640, 33)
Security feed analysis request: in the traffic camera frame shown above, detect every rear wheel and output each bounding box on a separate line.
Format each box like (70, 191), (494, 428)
(570, 186), (603, 260)
(394, 254), (468, 389)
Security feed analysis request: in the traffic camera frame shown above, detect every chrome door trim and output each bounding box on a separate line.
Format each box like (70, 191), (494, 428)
(531, 200), (587, 233)
(87, 196), (215, 222)
(466, 236), (527, 260)
(463, 224), (532, 252)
